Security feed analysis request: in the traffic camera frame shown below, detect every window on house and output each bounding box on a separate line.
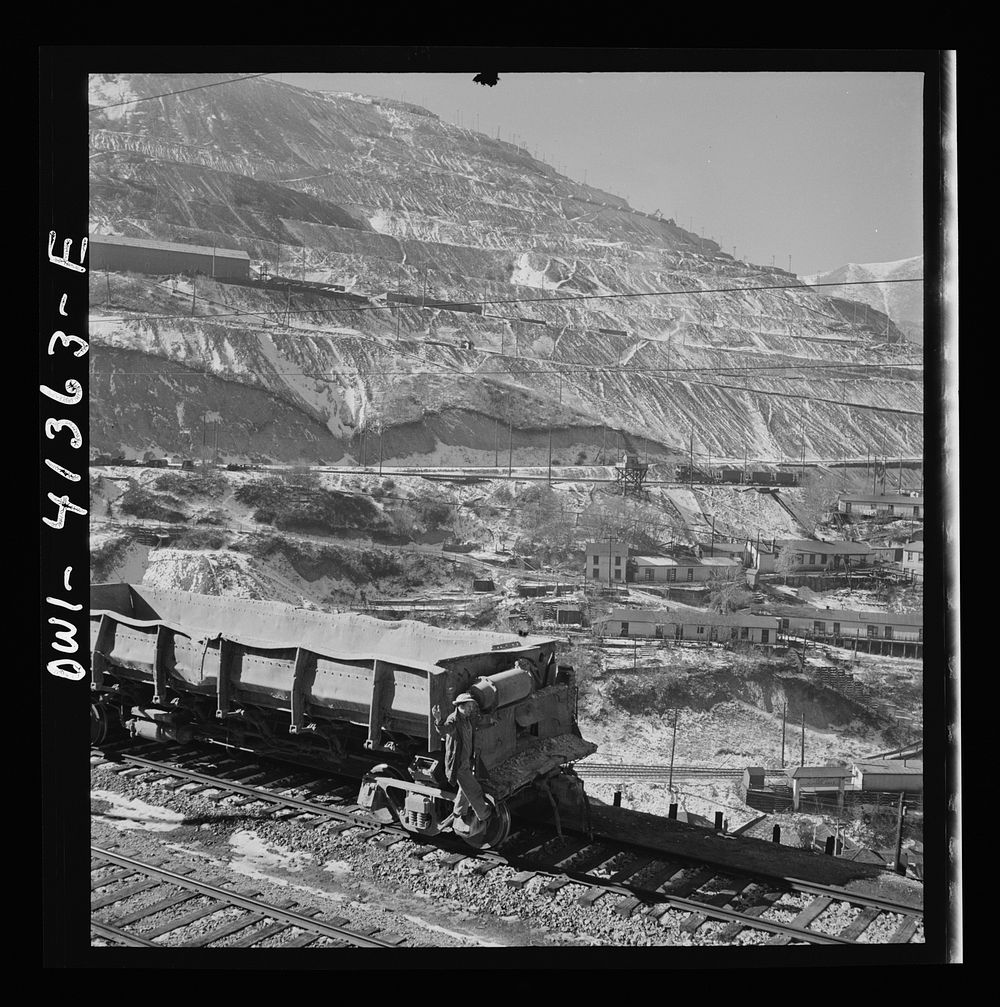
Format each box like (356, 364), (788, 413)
(686, 568), (694, 582)
(867, 624), (878, 638)
(620, 622), (629, 635)
(918, 628), (923, 642)
(654, 625), (663, 638)
(614, 570), (621, 580)
(809, 554), (816, 565)
(592, 569), (600, 579)
(814, 621), (826, 635)
(833, 623), (841, 636)
(740, 627), (749, 640)
(614, 555), (621, 566)
(781, 618), (789, 630)
(667, 569), (676, 582)
(884, 625), (893, 640)
(696, 625), (704, 635)
(644, 568), (654, 582)
(761, 629), (770, 644)
(592, 555), (599, 565)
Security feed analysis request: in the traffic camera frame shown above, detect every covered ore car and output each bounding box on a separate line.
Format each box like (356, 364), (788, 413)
(89, 584), (595, 848)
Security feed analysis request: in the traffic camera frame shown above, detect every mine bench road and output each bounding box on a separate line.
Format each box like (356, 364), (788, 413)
(92, 742), (923, 947)
(91, 846), (406, 949)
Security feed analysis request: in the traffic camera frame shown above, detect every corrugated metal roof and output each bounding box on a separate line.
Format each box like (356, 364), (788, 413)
(839, 493), (924, 505)
(791, 765), (853, 778)
(633, 554), (739, 567)
(765, 606), (923, 627)
(600, 607), (778, 628)
(853, 761), (923, 776)
(778, 539), (871, 555)
(91, 233), (251, 260)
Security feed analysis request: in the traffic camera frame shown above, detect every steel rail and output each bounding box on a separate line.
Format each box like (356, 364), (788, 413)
(91, 920), (161, 947)
(91, 846), (398, 948)
(92, 748), (412, 839)
(93, 746), (923, 942)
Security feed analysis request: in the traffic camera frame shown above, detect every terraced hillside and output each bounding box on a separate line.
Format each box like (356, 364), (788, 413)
(89, 74), (922, 465)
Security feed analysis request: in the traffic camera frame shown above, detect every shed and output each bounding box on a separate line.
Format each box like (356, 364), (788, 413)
(851, 760), (923, 794)
(90, 234), (251, 280)
(472, 578), (495, 593)
(556, 607), (584, 626)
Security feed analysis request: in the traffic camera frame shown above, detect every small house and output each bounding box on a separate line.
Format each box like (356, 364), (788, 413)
(837, 493), (924, 519)
(584, 540), (629, 584)
(774, 539), (872, 571)
(632, 554), (741, 585)
(851, 760), (923, 794)
(899, 541), (924, 580)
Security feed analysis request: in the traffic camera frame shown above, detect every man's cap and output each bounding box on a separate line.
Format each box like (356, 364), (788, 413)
(453, 693), (475, 706)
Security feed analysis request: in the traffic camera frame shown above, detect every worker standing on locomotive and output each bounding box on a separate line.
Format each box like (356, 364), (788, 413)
(433, 693), (491, 825)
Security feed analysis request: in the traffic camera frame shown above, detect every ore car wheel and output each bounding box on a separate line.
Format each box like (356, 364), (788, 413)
(90, 703), (112, 746)
(458, 796), (511, 850)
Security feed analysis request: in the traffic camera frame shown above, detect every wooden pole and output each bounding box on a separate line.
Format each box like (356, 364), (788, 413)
(800, 712), (806, 766)
(548, 426), (553, 484)
(781, 701), (787, 767)
(668, 708), (679, 790)
(494, 416), (499, 467)
(893, 794), (906, 874)
(508, 416), (513, 477)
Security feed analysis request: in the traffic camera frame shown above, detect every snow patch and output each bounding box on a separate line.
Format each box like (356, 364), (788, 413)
(228, 829), (314, 881)
(91, 789), (185, 832)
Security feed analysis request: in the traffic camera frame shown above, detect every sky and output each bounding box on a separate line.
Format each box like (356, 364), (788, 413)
(271, 72), (924, 278)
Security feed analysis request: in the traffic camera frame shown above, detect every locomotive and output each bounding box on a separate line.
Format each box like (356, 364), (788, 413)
(89, 584), (596, 848)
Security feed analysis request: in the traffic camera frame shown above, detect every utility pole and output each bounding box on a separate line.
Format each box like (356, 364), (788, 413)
(212, 244), (217, 279)
(893, 794), (906, 874)
(106, 272), (111, 307)
(214, 420), (219, 465)
(494, 416), (499, 467)
(710, 516), (716, 557)
(508, 415), (513, 477)
(800, 712), (806, 766)
(191, 277), (197, 315)
(608, 535), (612, 590)
(781, 701), (787, 768)
(378, 427), (384, 474)
(668, 708), (679, 791)
(689, 430), (694, 487)
(548, 426), (553, 484)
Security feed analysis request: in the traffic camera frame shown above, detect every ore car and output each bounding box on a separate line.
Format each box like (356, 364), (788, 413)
(89, 584), (595, 848)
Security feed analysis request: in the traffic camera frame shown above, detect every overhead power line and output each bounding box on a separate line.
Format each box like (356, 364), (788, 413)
(89, 73), (270, 112)
(91, 275), (923, 325)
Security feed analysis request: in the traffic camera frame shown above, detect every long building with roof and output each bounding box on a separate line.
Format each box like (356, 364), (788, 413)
(597, 607), (779, 644)
(90, 234), (251, 280)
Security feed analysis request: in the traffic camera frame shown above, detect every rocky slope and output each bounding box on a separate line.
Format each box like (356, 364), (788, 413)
(800, 256), (923, 346)
(89, 74), (923, 464)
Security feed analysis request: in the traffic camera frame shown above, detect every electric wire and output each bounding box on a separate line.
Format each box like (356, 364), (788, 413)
(89, 74), (270, 112)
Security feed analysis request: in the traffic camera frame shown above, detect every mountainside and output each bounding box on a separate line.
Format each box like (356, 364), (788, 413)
(88, 74), (923, 465)
(800, 256), (923, 346)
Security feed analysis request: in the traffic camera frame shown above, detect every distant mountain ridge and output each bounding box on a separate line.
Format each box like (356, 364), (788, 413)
(87, 73), (923, 465)
(801, 256), (923, 345)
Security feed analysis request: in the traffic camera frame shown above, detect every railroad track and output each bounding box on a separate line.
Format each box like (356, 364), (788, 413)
(90, 846), (406, 948)
(92, 743), (924, 947)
